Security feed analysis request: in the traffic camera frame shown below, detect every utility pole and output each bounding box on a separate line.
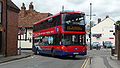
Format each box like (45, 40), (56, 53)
(86, 3), (95, 50)
(90, 3), (92, 50)
(62, 5), (64, 11)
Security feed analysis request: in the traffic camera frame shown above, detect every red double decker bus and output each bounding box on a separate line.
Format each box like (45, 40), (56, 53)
(33, 11), (87, 58)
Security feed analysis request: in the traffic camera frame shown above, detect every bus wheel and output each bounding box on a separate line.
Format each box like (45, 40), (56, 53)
(72, 55), (76, 58)
(51, 49), (55, 57)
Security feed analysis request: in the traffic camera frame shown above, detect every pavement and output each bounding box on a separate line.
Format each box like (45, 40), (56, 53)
(109, 56), (120, 68)
(0, 50), (33, 64)
(86, 49), (120, 68)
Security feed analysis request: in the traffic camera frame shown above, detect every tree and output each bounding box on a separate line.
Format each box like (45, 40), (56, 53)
(115, 21), (120, 29)
(116, 21), (120, 25)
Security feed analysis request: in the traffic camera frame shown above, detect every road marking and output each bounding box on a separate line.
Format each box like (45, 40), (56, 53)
(81, 57), (89, 68)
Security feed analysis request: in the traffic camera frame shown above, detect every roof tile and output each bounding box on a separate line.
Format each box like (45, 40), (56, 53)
(18, 10), (52, 27)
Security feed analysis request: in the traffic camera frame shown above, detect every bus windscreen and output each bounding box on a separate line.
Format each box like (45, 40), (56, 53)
(62, 33), (86, 46)
(62, 13), (85, 25)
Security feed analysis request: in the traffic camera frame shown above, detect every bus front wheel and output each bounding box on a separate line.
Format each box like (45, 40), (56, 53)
(34, 48), (39, 55)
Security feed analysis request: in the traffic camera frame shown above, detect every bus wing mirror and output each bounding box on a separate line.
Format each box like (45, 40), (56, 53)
(48, 18), (53, 23)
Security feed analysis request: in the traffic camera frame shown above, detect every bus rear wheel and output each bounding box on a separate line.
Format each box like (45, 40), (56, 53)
(72, 55), (76, 58)
(51, 49), (55, 57)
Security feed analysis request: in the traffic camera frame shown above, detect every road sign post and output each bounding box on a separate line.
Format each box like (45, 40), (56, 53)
(19, 27), (25, 55)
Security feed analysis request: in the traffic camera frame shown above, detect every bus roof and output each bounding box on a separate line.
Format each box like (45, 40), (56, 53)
(34, 13), (60, 25)
(34, 11), (85, 25)
(61, 11), (85, 14)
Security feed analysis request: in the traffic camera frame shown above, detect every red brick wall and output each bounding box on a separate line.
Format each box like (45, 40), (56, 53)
(115, 30), (118, 56)
(0, 0), (7, 55)
(6, 10), (18, 56)
(0, 0), (19, 56)
(116, 30), (120, 60)
(115, 26), (120, 60)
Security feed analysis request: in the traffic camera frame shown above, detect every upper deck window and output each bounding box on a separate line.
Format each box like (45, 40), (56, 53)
(62, 13), (85, 25)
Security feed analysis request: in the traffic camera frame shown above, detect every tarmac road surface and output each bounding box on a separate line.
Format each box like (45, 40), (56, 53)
(0, 54), (87, 68)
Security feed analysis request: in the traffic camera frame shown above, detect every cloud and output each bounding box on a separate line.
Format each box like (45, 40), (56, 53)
(12, 0), (120, 22)
(66, 0), (86, 5)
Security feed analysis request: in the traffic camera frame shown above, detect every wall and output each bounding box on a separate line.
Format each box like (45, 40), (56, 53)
(115, 26), (120, 60)
(6, 9), (18, 56)
(18, 28), (33, 49)
(0, 0), (7, 55)
(91, 18), (115, 46)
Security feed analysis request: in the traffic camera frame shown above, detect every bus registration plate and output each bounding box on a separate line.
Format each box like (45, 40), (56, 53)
(73, 53), (79, 54)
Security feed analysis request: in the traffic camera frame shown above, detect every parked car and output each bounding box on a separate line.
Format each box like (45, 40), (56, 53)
(103, 41), (112, 48)
(92, 42), (101, 49)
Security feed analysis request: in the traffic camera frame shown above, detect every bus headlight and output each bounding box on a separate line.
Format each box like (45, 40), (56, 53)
(61, 46), (65, 50)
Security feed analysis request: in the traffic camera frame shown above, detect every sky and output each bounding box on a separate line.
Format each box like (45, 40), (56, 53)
(12, 0), (120, 24)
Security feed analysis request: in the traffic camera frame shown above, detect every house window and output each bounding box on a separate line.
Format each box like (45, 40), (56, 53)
(92, 34), (102, 38)
(0, 2), (2, 24)
(110, 30), (113, 32)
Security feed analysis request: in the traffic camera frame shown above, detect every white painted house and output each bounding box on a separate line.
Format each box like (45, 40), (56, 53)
(91, 16), (115, 46)
(18, 3), (52, 49)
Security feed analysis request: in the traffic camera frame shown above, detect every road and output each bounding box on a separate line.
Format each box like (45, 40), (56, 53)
(0, 48), (114, 68)
(0, 54), (87, 68)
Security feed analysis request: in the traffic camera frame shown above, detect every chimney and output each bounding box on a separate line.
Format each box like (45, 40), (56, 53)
(98, 18), (101, 23)
(106, 15), (109, 18)
(21, 3), (26, 10)
(29, 2), (34, 10)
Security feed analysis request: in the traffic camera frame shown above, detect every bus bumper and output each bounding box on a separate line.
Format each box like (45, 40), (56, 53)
(63, 51), (87, 56)
(55, 50), (87, 56)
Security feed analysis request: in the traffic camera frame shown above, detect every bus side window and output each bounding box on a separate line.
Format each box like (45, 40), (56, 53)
(48, 36), (53, 45)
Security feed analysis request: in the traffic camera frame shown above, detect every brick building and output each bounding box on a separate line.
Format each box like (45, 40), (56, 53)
(0, 0), (20, 56)
(115, 21), (120, 60)
(18, 2), (52, 49)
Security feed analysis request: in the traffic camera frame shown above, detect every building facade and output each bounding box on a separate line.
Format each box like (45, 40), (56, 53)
(91, 16), (115, 47)
(0, 0), (20, 56)
(18, 2), (52, 49)
(114, 21), (120, 60)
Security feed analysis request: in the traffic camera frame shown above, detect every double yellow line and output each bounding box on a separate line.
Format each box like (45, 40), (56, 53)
(81, 57), (89, 68)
